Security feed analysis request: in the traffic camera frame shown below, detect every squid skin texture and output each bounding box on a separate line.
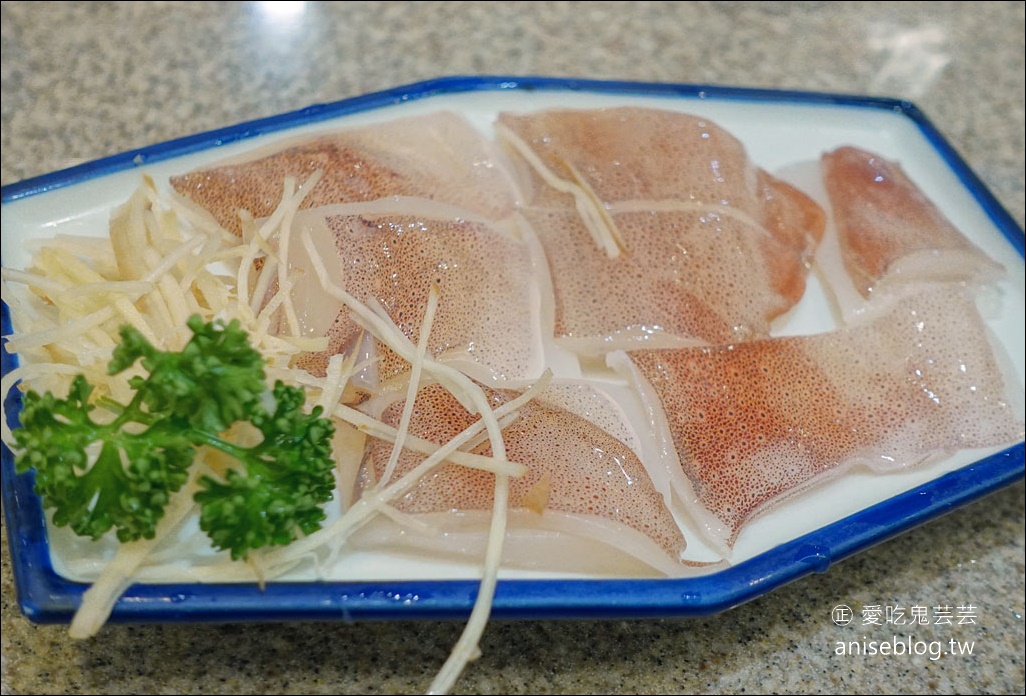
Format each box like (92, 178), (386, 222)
(369, 382), (689, 562)
(499, 107), (825, 348)
(822, 145), (1003, 298)
(627, 287), (1024, 547)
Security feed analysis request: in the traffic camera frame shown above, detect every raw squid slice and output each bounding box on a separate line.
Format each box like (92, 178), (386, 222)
(498, 107), (825, 352)
(612, 285), (1024, 553)
(520, 203), (818, 353)
(286, 207), (545, 386)
(821, 145), (1005, 298)
(168, 110), (545, 385)
(170, 110), (518, 235)
(498, 107), (768, 212)
(497, 107), (824, 253)
(360, 381), (690, 576)
(756, 171), (829, 306)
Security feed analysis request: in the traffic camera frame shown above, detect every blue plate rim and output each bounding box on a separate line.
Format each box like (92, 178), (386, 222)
(2, 75), (1024, 625)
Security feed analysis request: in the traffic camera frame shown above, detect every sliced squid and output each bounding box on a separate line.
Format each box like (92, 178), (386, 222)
(499, 107), (778, 216)
(354, 380), (692, 577)
(168, 111), (547, 386)
(821, 145), (1005, 299)
(170, 110), (519, 235)
(519, 205), (815, 351)
(611, 285), (1024, 553)
(285, 206), (546, 386)
(497, 107), (825, 352)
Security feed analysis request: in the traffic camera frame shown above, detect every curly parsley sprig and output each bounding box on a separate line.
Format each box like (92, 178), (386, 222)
(13, 315), (336, 560)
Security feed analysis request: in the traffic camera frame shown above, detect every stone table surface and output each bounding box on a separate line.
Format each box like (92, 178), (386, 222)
(1, 2), (1023, 694)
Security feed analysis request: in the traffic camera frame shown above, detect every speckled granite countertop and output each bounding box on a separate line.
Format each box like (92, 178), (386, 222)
(1, 2), (1023, 694)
